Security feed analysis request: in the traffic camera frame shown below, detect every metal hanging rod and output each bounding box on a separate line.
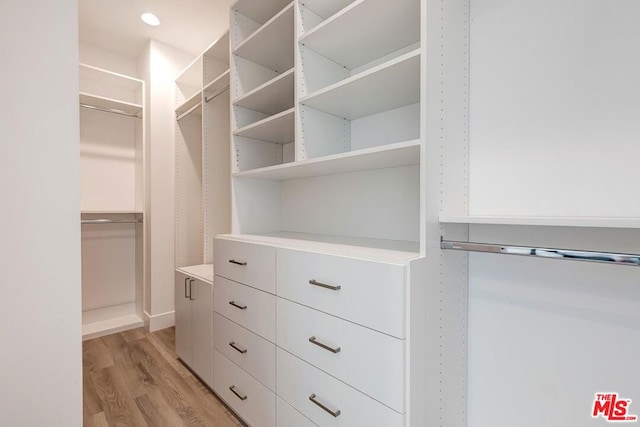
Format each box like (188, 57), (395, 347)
(80, 103), (142, 119)
(440, 238), (640, 267)
(176, 102), (202, 121)
(82, 219), (143, 224)
(205, 85), (230, 103)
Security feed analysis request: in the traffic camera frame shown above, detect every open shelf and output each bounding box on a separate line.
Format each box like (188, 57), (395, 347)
(82, 303), (143, 341)
(218, 232), (420, 264)
(300, 0), (354, 20)
(232, 0), (293, 25)
(299, 0), (420, 69)
(204, 70), (230, 98)
(233, 2), (294, 72)
(234, 107), (294, 143)
(177, 264), (214, 284)
(439, 215), (640, 229)
(203, 32), (230, 86)
(233, 68), (294, 115)
(234, 139), (419, 180)
(175, 90), (202, 116)
(80, 92), (142, 117)
(80, 63), (144, 105)
(176, 56), (203, 105)
(301, 49), (420, 120)
(81, 210), (143, 215)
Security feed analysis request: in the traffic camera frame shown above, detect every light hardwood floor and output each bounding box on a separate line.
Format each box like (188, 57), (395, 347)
(83, 327), (243, 427)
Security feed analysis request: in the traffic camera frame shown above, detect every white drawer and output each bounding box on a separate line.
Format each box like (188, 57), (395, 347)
(277, 397), (317, 427)
(214, 238), (275, 293)
(213, 313), (276, 392)
(277, 349), (404, 427)
(214, 276), (275, 342)
(213, 350), (276, 427)
(276, 249), (407, 338)
(276, 298), (405, 413)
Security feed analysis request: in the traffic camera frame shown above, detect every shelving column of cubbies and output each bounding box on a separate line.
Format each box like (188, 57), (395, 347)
(296, 0), (421, 161)
(230, 0), (296, 173)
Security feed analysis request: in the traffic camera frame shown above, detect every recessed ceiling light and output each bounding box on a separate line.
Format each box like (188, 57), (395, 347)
(141, 12), (160, 26)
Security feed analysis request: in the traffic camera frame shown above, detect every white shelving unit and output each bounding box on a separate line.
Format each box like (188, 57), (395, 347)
(79, 64), (146, 340)
(231, 1), (297, 174)
(299, 0), (420, 69)
(175, 31), (231, 270)
(215, 1), (429, 426)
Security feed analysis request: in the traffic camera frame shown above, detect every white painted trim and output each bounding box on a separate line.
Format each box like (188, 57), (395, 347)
(145, 310), (176, 332)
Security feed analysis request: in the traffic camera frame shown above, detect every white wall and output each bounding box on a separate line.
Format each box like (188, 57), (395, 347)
(145, 40), (193, 330)
(468, 226), (640, 427)
(80, 42), (138, 77)
(0, 1), (82, 426)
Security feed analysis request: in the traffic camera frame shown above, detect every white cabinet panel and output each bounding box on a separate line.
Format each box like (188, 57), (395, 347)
(214, 275), (276, 342)
(214, 238), (276, 293)
(277, 349), (404, 427)
(277, 397), (317, 427)
(276, 298), (405, 413)
(277, 248), (407, 338)
(175, 271), (193, 365)
(175, 271), (213, 387)
(213, 313), (276, 391)
(191, 278), (213, 388)
(214, 350), (276, 427)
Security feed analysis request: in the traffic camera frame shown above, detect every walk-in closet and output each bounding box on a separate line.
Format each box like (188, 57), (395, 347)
(3, 0), (640, 426)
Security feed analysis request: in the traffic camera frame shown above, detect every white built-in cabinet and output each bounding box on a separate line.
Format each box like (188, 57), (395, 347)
(174, 32), (231, 382)
(175, 268), (214, 387)
(211, 0), (428, 426)
(79, 64), (146, 340)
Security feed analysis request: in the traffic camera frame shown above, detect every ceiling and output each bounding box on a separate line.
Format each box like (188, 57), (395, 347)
(79, 0), (235, 57)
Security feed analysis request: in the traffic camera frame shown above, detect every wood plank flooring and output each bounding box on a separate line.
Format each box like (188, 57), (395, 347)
(83, 327), (243, 427)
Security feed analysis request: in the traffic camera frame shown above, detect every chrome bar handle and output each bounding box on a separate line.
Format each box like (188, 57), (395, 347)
(184, 277), (191, 299)
(189, 279), (195, 301)
(309, 279), (341, 291)
(309, 394), (341, 417)
(229, 341), (247, 354)
(229, 259), (247, 266)
(229, 385), (247, 401)
(229, 300), (247, 310)
(309, 336), (341, 354)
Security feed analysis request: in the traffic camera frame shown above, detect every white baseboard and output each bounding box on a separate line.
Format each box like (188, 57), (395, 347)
(144, 310), (175, 332)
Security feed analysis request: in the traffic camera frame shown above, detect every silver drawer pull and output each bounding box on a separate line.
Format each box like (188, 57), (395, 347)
(229, 385), (247, 401)
(229, 259), (247, 266)
(309, 336), (341, 354)
(309, 394), (341, 417)
(309, 279), (341, 291)
(229, 300), (247, 310)
(229, 341), (247, 354)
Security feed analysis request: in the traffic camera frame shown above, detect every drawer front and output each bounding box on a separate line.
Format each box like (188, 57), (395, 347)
(214, 238), (275, 293)
(213, 351), (276, 427)
(214, 276), (276, 342)
(276, 298), (405, 413)
(213, 313), (276, 391)
(277, 349), (404, 427)
(277, 249), (407, 338)
(277, 397), (317, 427)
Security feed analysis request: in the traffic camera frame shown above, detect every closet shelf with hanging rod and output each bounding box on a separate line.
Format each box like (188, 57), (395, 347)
(441, 238), (640, 266)
(81, 218), (143, 224)
(79, 92), (143, 118)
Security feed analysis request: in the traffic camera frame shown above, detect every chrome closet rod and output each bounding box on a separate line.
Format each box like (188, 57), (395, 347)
(204, 85), (230, 103)
(82, 219), (143, 224)
(79, 103), (141, 119)
(440, 239), (640, 267)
